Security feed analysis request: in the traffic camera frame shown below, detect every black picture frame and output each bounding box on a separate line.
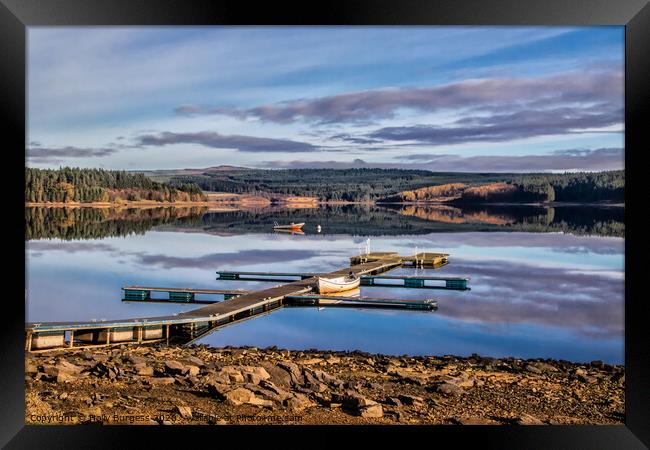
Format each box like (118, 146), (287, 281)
(2, 0), (647, 447)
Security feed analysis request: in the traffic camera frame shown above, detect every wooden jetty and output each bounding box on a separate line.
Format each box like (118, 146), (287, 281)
(123, 286), (249, 302)
(26, 251), (462, 352)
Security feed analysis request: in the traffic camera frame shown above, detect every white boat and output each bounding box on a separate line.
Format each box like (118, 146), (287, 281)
(273, 221), (305, 230)
(315, 274), (360, 294)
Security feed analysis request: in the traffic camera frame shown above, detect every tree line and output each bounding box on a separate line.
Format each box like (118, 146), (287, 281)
(26, 167), (205, 203)
(162, 168), (624, 203)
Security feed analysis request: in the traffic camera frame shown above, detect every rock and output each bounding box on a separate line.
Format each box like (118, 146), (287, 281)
(284, 393), (314, 411)
(57, 360), (84, 374)
(206, 381), (230, 398)
(259, 362), (292, 387)
(277, 362), (304, 385)
(184, 356), (205, 367)
(25, 361), (39, 375)
(516, 413), (545, 425)
(186, 365), (200, 377)
(147, 377), (176, 386)
(359, 404), (383, 418)
(128, 355), (148, 365)
(398, 394), (424, 406)
(248, 396), (273, 408)
(578, 374), (597, 384)
(218, 366), (245, 383)
(302, 370), (327, 393)
(524, 364), (542, 374)
(300, 358), (324, 365)
(529, 361), (559, 373)
(437, 383), (464, 396)
(223, 388), (254, 406)
(385, 397), (402, 407)
(307, 368), (344, 388)
(164, 360), (187, 375)
(176, 405), (192, 419)
(239, 366), (271, 385)
(134, 363), (154, 377)
(259, 380), (292, 401)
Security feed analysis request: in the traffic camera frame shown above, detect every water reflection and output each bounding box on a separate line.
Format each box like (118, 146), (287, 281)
(26, 225), (624, 363)
(25, 203), (624, 240)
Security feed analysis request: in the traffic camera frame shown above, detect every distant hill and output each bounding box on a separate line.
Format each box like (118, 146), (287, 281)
(140, 167), (624, 204)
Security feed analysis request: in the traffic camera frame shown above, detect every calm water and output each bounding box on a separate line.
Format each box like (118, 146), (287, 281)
(25, 205), (624, 364)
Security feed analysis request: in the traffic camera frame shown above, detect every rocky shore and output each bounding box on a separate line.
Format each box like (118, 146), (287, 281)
(25, 345), (625, 425)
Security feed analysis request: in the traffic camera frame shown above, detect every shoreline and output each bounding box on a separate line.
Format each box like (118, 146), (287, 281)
(25, 200), (624, 209)
(26, 345), (624, 425)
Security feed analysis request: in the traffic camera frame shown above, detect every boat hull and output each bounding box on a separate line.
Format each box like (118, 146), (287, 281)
(316, 276), (360, 294)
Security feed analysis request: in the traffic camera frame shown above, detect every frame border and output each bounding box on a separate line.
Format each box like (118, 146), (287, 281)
(2, 0), (648, 447)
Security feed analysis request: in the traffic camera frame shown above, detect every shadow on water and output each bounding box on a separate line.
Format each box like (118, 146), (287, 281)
(25, 203), (624, 240)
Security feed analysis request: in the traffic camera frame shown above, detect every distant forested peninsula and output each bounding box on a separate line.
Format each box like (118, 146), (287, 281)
(26, 167), (205, 204)
(25, 167), (624, 205)
(152, 167), (624, 204)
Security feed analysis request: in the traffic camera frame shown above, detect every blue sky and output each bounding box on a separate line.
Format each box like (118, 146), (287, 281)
(27, 26), (624, 172)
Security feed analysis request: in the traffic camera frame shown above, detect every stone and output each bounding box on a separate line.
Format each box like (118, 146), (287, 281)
(218, 366), (245, 383)
(147, 377), (176, 386)
(529, 361), (559, 373)
(284, 393), (314, 411)
(128, 355), (148, 365)
(134, 363), (154, 377)
(300, 358), (324, 365)
(277, 361), (304, 385)
(223, 388), (254, 406)
(437, 383), (464, 396)
(186, 365), (200, 377)
(176, 405), (192, 419)
(398, 394), (424, 406)
(259, 380), (292, 401)
(248, 396), (273, 408)
(359, 404), (383, 418)
(524, 364), (542, 374)
(516, 413), (545, 425)
(259, 362), (292, 387)
(385, 397), (403, 407)
(184, 356), (205, 367)
(164, 360), (187, 375)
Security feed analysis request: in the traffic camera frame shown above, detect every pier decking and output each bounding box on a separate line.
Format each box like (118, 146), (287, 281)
(26, 252), (467, 352)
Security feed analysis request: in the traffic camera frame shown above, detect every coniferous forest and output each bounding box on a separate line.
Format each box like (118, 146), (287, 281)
(25, 167), (624, 204)
(25, 167), (205, 203)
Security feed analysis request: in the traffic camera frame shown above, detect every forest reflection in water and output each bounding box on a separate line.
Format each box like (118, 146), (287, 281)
(25, 203), (624, 240)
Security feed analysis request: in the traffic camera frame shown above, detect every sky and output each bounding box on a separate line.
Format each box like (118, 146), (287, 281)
(27, 26), (624, 172)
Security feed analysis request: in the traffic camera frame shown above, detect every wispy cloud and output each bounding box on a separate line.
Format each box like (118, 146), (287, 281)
(368, 104), (622, 145)
(176, 69), (622, 127)
(264, 147), (624, 172)
(27, 146), (119, 162)
(135, 131), (318, 153)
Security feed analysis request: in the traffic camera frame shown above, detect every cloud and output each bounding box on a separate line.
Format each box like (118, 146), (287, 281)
(27, 146), (118, 161)
(131, 249), (320, 270)
(431, 259), (624, 339)
(176, 69), (622, 126)
(263, 147), (624, 172)
(369, 105), (622, 145)
(136, 131), (318, 153)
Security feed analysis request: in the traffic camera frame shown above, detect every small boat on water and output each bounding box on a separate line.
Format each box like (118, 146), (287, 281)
(315, 273), (360, 294)
(273, 221), (305, 230)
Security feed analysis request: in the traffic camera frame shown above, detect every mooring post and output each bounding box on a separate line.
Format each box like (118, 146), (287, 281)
(137, 326), (143, 343)
(26, 332), (32, 352)
(69, 330), (75, 348)
(106, 329), (111, 345)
